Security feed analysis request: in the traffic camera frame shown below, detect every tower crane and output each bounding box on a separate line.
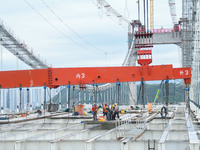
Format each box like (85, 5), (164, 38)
(94, 0), (131, 25)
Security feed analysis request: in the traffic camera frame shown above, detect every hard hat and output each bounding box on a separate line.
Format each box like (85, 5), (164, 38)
(115, 103), (117, 106)
(105, 103), (107, 106)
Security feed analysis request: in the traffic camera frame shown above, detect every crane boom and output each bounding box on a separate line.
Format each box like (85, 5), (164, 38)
(95, 0), (131, 24)
(0, 65), (191, 89)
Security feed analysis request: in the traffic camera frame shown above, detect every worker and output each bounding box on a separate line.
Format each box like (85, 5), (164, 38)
(113, 104), (119, 120)
(110, 105), (115, 120)
(92, 103), (98, 120)
(103, 103), (109, 119)
(130, 106), (134, 110)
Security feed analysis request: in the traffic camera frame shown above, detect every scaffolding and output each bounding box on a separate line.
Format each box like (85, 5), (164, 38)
(182, 0), (200, 105)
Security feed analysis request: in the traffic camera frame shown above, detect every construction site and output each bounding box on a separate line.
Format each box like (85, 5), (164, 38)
(0, 0), (199, 150)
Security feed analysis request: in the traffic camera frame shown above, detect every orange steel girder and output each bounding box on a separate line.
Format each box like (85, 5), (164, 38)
(0, 65), (191, 89)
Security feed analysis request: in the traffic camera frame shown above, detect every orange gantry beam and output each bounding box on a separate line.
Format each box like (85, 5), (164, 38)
(0, 65), (191, 89)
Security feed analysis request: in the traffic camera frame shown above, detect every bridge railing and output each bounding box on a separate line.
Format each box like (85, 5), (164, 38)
(150, 28), (173, 33)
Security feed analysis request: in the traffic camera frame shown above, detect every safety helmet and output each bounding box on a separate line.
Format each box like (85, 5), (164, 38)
(105, 103), (107, 106)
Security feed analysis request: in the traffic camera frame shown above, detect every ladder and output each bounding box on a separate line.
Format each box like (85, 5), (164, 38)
(148, 139), (155, 150)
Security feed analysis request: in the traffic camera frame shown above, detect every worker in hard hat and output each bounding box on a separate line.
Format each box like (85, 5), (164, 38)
(109, 105), (114, 120)
(92, 103), (98, 120)
(103, 103), (109, 120)
(113, 104), (119, 120)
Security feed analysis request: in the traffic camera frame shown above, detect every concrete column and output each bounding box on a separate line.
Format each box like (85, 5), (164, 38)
(14, 142), (21, 150)
(189, 144), (199, 150)
(158, 143), (165, 150)
(129, 82), (137, 105)
(128, 46), (137, 105)
(121, 142), (128, 150)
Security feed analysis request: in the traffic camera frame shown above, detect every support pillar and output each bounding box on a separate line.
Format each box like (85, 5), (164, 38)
(103, 90), (104, 105)
(19, 85), (22, 112)
(89, 90), (91, 104)
(73, 85), (75, 107)
(44, 84), (47, 115)
(27, 88), (29, 111)
(109, 88), (112, 105)
(49, 88), (52, 112)
(106, 89), (109, 104)
(165, 78), (169, 113)
(117, 81), (120, 106)
(186, 85), (190, 112)
(141, 79), (145, 108)
(68, 83), (71, 108)
(96, 87), (99, 105)
(59, 86), (62, 110)
(30, 88), (32, 111)
(84, 90), (86, 104)
(79, 90), (81, 104)
(0, 85), (3, 114)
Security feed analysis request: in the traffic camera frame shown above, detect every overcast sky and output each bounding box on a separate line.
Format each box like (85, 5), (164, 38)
(0, 0), (182, 70)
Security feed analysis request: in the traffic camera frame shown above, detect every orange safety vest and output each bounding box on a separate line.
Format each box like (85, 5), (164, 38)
(103, 106), (108, 112)
(92, 105), (98, 112)
(115, 106), (118, 112)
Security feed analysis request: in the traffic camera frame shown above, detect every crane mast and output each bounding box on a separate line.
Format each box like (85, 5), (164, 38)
(150, 0), (154, 30)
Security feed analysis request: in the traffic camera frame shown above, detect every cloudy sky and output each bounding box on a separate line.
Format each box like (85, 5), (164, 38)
(0, 0), (182, 70)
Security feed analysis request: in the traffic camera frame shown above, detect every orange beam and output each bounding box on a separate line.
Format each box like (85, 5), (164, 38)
(0, 65), (191, 89)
